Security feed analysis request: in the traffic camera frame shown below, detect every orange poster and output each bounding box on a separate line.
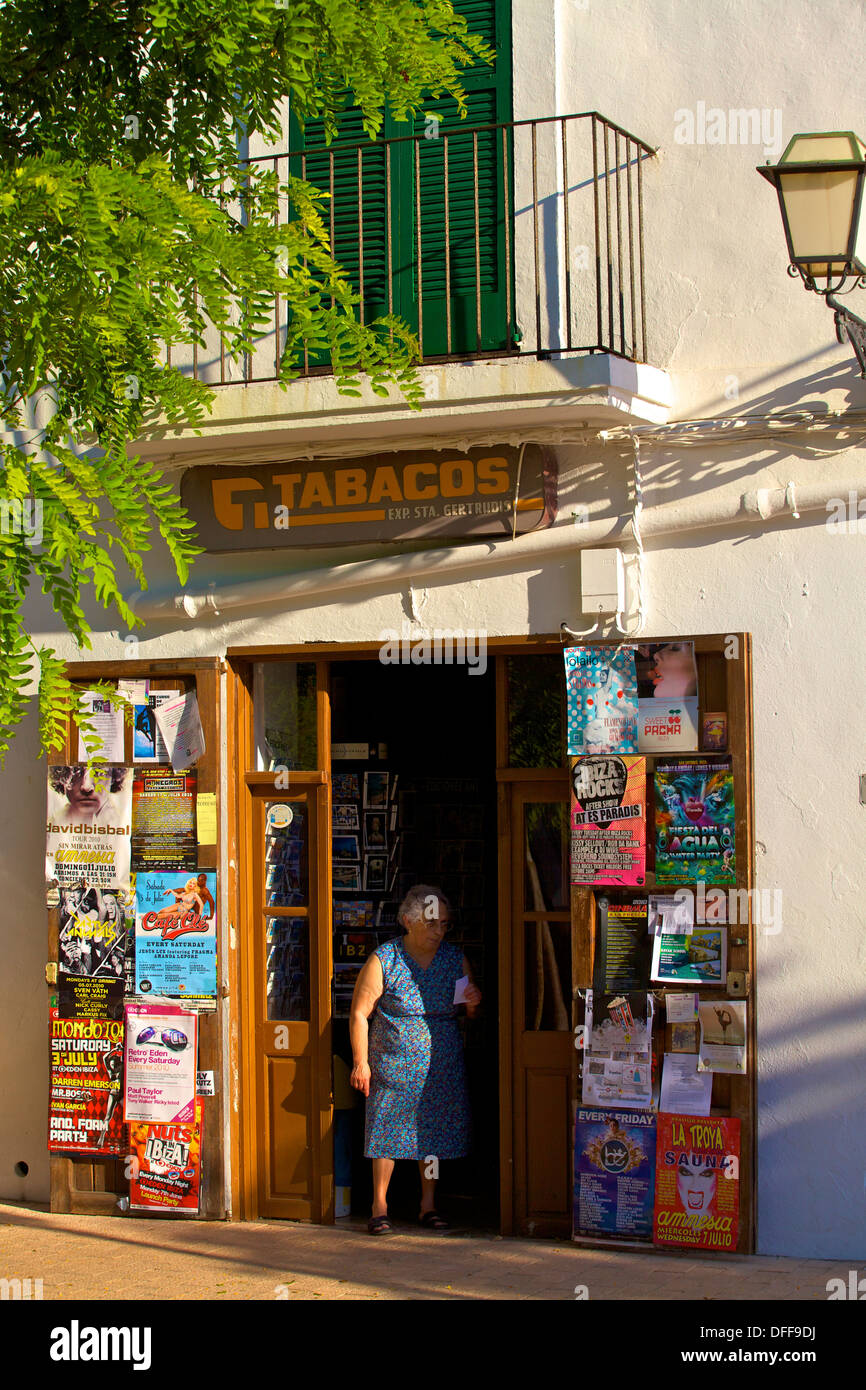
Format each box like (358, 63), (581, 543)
(653, 1113), (740, 1250)
(128, 1098), (203, 1214)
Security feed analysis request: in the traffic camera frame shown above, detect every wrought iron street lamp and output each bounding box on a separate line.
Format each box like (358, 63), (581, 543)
(758, 131), (866, 374)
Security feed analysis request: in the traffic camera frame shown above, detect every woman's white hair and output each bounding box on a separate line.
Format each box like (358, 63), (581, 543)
(397, 884), (451, 927)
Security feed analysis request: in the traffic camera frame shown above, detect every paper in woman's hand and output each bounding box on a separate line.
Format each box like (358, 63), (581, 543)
(453, 975), (471, 1004)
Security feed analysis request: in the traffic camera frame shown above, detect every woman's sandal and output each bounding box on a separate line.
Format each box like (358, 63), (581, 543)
(367, 1214), (393, 1235)
(418, 1210), (450, 1230)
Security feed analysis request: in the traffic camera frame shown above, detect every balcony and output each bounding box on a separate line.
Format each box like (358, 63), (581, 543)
(150, 113), (672, 462)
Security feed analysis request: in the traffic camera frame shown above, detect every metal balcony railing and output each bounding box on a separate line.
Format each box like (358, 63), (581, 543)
(175, 112), (656, 387)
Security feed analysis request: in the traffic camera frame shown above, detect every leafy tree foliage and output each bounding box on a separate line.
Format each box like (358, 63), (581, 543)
(0, 0), (490, 759)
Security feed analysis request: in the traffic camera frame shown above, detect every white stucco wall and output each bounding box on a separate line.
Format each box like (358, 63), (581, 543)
(2, 0), (864, 1261)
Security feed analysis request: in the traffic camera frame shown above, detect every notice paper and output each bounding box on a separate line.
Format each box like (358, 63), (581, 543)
(155, 691), (206, 772)
(697, 999), (747, 1073)
(77, 690), (125, 762)
(665, 991), (699, 1023)
(196, 792), (217, 845)
(453, 975), (471, 1005)
(660, 1053), (713, 1116)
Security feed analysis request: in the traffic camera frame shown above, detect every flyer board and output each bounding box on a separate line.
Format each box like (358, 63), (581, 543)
(124, 1003), (197, 1124)
(129, 1098), (204, 1215)
(574, 1109), (656, 1239)
(653, 1113), (740, 1250)
(48, 1009), (127, 1155)
(570, 755), (646, 886)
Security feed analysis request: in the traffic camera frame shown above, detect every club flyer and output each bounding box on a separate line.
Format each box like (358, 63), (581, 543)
(593, 896), (650, 992)
(574, 1109), (656, 1239)
(654, 757), (736, 884)
(564, 646), (638, 756)
(135, 870), (217, 1000)
(653, 1113), (740, 1250)
(131, 767), (197, 872)
(46, 765), (133, 888)
(129, 1098), (204, 1215)
(48, 1008), (126, 1155)
(124, 1002), (197, 1124)
(570, 755), (646, 886)
(56, 881), (134, 1019)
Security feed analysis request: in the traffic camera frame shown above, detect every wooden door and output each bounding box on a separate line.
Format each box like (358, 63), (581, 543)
(244, 774), (333, 1221)
(509, 775), (573, 1237)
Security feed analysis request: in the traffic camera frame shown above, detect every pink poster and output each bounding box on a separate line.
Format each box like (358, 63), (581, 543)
(123, 1002), (197, 1124)
(570, 755), (646, 886)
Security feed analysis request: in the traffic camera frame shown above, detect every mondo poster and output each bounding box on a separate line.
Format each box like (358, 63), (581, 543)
(653, 1113), (740, 1251)
(48, 1009), (126, 1155)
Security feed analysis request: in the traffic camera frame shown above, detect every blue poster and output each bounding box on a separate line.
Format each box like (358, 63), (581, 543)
(564, 646), (638, 756)
(135, 871), (217, 1000)
(574, 1108), (656, 1238)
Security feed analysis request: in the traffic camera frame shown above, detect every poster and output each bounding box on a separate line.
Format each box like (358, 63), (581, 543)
(635, 642), (698, 699)
(653, 1113), (740, 1250)
(48, 1009), (126, 1154)
(593, 896), (650, 993)
(574, 1109), (656, 1239)
(131, 768), (197, 872)
(564, 646), (638, 755)
(57, 881), (134, 1021)
(570, 755), (646, 886)
(654, 757), (736, 884)
(128, 1098), (203, 1214)
(659, 1054), (713, 1115)
(135, 871), (217, 1000)
(648, 892), (695, 935)
(582, 990), (654, 1109)
(77, 690), (125, 763)
(124, 1002), (197, 1124)
(132, 690), (178, 764)
(637, 698), (699, 753)
(651, 926), (727, 985)
(46, 765), (133, 888)
(697, 1000), (747, 1073)
(154, 691), (206, 772)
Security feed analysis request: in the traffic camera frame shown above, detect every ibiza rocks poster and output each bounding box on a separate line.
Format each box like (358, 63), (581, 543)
(564, 646), (638, 756)
(48, 1008), (127, 1155)
(653, 1113), (740, 1251)
(654, 757), (736, 884)
(129, 1098), (204, 1215)
(570, 755), (646, 886)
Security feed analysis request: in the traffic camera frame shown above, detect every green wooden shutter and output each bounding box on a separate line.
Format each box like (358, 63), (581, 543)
(408, 0), (513, 356)
(288, 0), (512, 365)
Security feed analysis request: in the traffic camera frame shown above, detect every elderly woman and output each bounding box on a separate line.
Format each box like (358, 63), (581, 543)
(349, 884), (481, 1234)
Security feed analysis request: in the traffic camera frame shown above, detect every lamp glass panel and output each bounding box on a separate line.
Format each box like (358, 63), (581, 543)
(783, 133), (861, 163)
(779, 169), (858, 261)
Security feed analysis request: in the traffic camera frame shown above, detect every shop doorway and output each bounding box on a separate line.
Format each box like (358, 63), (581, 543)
(328, 659), (500, 1229)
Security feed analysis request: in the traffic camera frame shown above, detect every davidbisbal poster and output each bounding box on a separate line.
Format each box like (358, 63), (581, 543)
(574, 1108), (656, 1239)
(653, 1113), (740, 1250)
(46, 765), (133, 888)
(570, 755), (646, 886)
(48, 1009), (126, 1154)
(654, 757), (735, 884)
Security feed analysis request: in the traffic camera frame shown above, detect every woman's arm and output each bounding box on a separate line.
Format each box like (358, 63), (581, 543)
(348, 953), (384, 1097)
(462, 954), (482, 1018)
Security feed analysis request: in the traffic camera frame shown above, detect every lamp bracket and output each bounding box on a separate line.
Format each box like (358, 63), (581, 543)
(827, 295), (866, 377)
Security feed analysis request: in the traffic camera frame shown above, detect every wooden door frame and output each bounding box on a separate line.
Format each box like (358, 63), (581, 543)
(225, 632), (755, 1246)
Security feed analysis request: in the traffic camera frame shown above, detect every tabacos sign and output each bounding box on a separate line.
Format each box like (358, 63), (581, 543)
(180, 444), (558, 550)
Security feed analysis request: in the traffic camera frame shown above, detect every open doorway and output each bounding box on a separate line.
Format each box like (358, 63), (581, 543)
(329, 657), (499, 1229)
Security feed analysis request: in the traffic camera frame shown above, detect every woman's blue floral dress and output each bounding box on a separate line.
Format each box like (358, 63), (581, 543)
(364, 937), (471, 1160)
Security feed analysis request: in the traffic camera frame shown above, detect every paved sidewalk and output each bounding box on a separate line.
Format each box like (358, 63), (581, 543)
(0, 1202), (856, 1301)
